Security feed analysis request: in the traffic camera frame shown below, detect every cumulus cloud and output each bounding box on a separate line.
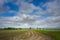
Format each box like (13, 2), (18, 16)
(33, 0), (60, 28)
(0, 0), (19, 14)
(0, 0), (60, 28)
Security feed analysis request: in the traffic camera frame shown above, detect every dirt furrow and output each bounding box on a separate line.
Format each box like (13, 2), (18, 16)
(7, 31), (54, 40)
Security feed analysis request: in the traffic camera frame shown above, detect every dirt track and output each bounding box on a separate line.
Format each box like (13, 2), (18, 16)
(10, 30), (54, 40)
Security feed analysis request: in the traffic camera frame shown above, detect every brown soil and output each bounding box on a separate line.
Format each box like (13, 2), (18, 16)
(11, 31), (53, 40)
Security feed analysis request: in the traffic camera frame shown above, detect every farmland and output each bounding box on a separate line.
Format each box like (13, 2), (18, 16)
(0, 30), (60, 40)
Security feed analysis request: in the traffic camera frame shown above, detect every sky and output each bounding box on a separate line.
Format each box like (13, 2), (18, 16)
(0, 0), (60, 28)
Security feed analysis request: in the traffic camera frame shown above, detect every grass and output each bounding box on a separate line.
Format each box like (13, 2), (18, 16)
(0, 30), (60, 40)
(35, 30), (60, 40)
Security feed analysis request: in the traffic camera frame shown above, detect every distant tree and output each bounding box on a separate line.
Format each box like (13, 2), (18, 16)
(29, 27), (31, 30)
(7, 27), (12, 30)
(3, 27), (22, 30)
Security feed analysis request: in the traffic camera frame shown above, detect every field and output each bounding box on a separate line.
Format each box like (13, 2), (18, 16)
(0, 30), (60, 40)
(35, 30), (60, 40)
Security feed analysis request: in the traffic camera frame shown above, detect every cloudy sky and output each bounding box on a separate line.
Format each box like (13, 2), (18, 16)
(0, 0), (60, 28)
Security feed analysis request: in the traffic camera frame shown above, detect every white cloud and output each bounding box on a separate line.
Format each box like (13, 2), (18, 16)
(39, 16), (60, 28)
(46, 0), (60, 16)
(0, 0), (60, 28)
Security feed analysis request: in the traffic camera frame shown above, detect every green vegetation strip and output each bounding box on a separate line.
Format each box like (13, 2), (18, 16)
(35, 30), (60, 40)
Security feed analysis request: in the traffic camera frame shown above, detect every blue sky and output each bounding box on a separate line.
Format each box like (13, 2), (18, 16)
(0, 0), (60, 28)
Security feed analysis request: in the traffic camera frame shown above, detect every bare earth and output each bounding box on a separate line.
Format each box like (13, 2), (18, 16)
(0, 30), (53, 40)
(0, 30), (54, 40)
